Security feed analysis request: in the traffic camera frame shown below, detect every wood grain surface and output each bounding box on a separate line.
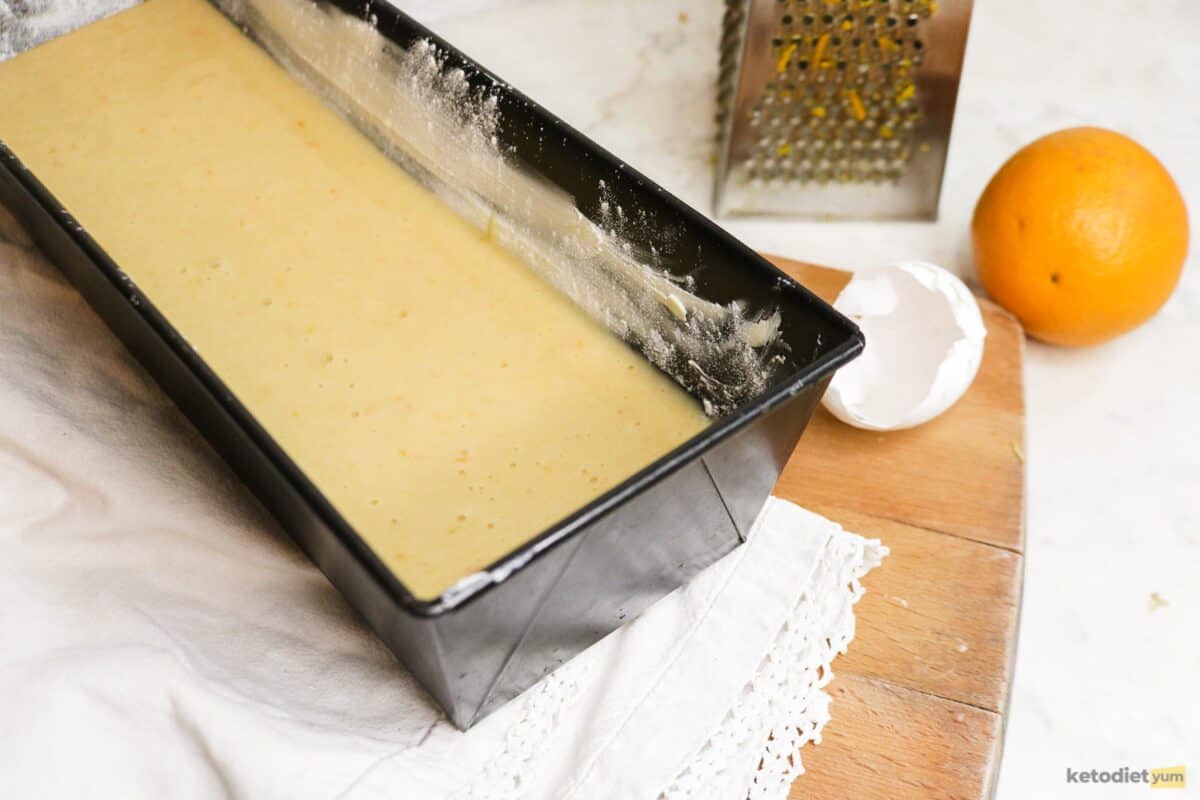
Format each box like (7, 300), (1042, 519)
(768, 259), (1026, 800)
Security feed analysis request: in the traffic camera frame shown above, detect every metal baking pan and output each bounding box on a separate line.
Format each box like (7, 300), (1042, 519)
(0, 0), (862, 728)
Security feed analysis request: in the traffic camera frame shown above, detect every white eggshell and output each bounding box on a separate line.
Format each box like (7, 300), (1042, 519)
(822, 261), (986, 431)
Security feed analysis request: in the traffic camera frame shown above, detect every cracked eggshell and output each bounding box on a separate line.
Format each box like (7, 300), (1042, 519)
(822, 261), (986, 431)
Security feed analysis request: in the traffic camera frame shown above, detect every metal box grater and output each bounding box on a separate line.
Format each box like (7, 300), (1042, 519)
(715, 0), (974, 220)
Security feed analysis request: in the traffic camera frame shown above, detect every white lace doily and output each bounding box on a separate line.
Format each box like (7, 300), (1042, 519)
(664, 530), (884, 800)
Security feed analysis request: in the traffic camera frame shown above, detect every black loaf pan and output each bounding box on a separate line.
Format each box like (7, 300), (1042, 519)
(0, 0), (863, 729)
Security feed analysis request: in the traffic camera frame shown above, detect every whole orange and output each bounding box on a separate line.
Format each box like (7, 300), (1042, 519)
(971, 127), (1189, 346)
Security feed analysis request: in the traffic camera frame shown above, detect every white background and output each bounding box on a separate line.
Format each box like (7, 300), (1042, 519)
(391, 1), (1200, 797)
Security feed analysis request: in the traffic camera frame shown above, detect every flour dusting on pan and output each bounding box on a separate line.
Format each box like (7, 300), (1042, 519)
(0, 0), (137, 60)
(215, 0), (785, 415)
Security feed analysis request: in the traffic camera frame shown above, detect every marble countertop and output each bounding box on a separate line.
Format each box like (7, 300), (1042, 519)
(393, 1), (1200, 796)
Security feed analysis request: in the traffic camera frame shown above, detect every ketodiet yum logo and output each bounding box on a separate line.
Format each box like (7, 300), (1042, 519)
(1065, 765), (1186, 789)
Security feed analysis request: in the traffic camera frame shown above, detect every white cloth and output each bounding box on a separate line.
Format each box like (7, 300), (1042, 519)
(0, 208), (884, 799)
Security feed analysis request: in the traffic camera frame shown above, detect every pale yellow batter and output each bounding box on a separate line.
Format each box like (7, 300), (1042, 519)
(0, 0), (710, 598)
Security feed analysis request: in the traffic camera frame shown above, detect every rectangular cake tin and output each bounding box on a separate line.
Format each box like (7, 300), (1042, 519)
(0, 0), (863, 728)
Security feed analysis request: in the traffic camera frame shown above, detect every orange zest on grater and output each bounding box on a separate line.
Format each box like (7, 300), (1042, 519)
(714, 0), (974, 220)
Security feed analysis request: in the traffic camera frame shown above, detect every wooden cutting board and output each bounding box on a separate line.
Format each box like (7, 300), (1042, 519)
(768, 258), (1026, 800)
